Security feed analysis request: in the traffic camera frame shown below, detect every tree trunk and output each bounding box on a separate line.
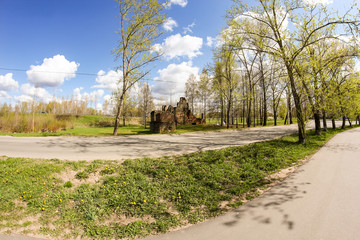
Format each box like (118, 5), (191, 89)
(286, 88), (293, 125)
(144, 114), (147, 129)
(253, 88), (256, 127)
(322, 110), (327, 132)
(247, 97), (251, 127)
(348, 118), (352, 127)
(274, 110), (277, 126)
(113, 95), (124, 136)
(242, 99), (246, 128)
(332, 117), (336, 129)
(314, 111), (321, 135)
(287, 66), (306, 144)
(227, 90), (232, 129)
(341, 116), (346, 129)
(236, 113), (238, 128)
(220, 97), (224, 127)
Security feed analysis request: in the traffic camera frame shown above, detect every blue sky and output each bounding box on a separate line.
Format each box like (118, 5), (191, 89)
(0, 0), (232, 108)
(0, 0), (356, 109)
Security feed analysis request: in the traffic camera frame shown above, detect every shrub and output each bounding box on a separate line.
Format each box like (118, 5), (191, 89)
(63, 181), (73, 188)
(76, 171), (89, 179)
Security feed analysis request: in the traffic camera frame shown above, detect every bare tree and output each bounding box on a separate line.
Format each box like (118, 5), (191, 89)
(139, 82), (154, 129)
(185, 74), (199, 113)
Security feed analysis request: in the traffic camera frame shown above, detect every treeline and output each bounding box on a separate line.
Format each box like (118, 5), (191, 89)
(0, 81), (157, 132)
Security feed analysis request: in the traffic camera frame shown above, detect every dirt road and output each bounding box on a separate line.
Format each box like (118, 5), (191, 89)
(0, 124), (304, 161)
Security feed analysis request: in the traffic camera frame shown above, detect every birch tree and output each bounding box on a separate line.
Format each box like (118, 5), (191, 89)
(112, 0), (165, 135)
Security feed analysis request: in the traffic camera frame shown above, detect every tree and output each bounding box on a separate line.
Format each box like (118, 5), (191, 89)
(199, 68), (211, 121)
(112, 0), (165, 136)
(139, 82), (154, 129)
(212, 61), (226, 126)
(185, 74), (199, 113)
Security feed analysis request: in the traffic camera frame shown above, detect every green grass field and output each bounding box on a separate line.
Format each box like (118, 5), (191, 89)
(0, 114), (297, 137)
(0, 126), (355, 239)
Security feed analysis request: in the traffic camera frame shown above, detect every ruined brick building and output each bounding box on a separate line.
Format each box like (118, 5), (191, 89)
(150, 97), (205, 133)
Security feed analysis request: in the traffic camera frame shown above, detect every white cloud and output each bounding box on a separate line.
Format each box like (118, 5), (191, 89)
(96, 103), (103, 110)
(0, 73), (19, 91)
(152, 61), (199, 100)
(26, 54), (79, 88)
(19, 83), (53, 102)
(154, 34), (203, 60)
(14, 95), (33, 103)
(104, 94), (113, 102)
(0, 90), (10, 100)
(92, 70), (122, 92)
(90, 89), (105, 99)
(73, 87), (104, 102)
(303, 0), (333, 5)
(206, 36), (216, 47)
(165, 0), (188, 8)
(183, 22), (195, 34)
(163, 17), (178, 32)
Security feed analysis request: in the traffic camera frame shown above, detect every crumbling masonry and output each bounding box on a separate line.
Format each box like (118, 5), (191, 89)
(150, 97), (205, 133)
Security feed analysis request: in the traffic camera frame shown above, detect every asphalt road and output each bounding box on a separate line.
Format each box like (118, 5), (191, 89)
(140, 127), (360, 240)
(0, 124), (304, 161)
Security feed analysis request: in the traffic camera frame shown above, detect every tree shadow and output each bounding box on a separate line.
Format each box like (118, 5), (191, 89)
(221, 171), (310, 231)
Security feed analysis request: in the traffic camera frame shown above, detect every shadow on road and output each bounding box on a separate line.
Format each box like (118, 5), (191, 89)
(221, 171), (310, 231)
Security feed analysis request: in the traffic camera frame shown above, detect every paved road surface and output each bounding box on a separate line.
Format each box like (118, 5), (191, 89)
(140, 127), (360, 240)
(0, 124), (304, 161)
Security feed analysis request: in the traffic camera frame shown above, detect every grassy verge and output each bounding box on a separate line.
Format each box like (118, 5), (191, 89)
(0, 127), (356, 239)
(0, 114), (298, 137)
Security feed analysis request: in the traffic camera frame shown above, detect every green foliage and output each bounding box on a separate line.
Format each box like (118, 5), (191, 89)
(63, 181), (73, 188)
(75, 171), (89, 180)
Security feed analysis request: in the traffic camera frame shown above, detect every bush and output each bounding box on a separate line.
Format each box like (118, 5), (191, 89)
(63, 181), (73, 188)
(76, 171), (89, 179)
(0, 113), (74, 133)
(90, 118), (114, 127)
(55, 114), (74, 121)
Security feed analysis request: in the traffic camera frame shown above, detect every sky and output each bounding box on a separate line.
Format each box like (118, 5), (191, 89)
(0, 0), (356, 110)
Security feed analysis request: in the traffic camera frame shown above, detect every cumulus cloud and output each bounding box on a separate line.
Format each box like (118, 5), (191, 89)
(0, 90), (10, 100)
(19, 83), (53, 102)
(0, 73), (19, 91)
(303, 0), (333, 5)
(26, 54), (79, 88)
(154, 34), (203, 60)
(165, 0), (188, 8)
(13, 95), (33, 103)
(163, 17), (178, 32)
(73, 87), (104, 102)
(92, 70), (122, 92)
(152, 61), (199, 100)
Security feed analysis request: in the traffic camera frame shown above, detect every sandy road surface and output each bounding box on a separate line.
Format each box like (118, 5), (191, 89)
(0, 124), (305, 161)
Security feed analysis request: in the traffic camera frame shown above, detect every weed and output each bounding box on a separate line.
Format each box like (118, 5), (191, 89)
(63, 181), (73, 188)
(75, 171), (89, 179)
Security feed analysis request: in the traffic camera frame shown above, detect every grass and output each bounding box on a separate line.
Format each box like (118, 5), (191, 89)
(0, 126), (356, 239)
(0, 113), (300, 137)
